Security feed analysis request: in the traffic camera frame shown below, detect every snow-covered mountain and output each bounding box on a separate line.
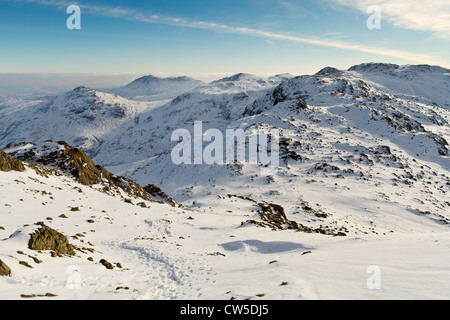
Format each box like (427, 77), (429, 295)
(1, 65), (449, 232)
(348, 63), (450, 110)
(203, 73), (293, 94)
(0, 86), (167, 156)
(1, 64), (449, 299)
(108, 75), (205, 100)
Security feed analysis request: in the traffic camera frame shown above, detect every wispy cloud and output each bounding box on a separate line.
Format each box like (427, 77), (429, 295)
(4, 0), (447, 66)
(327, 0), (450, 40)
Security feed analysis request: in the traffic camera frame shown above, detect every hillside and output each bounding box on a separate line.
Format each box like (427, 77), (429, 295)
(1, 64), (449, 299)
(0, 147), (449, 299)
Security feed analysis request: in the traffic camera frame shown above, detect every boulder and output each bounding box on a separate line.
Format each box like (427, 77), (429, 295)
(28, 222), (75, 256)
(0, 258), (11, 276)
(0, 149), (25, 172)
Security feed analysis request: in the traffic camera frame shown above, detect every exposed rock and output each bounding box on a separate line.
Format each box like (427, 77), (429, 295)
(376, 145), (392, 155)
(144, 184), (177, 207)
(228, 194), (344, 235)
(5, 141), (151, 201)
(20, 293), (57, 299)
(256, 202), (307, 231)
(116, 286), (129, 290)
(99, 259), (114, 270)
(0, 149), (25, 172)
(137, 202), (147, 208)
(28, 222), (75, 256)
(272, 85), (287, 106)
(19, 261), (33, 268)
(0, 258), (11, 276)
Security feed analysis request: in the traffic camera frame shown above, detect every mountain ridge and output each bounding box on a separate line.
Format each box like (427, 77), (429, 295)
(0, 63), (449, 235)
(109, 74), (205, 100)
(3, 141), (176, 206)
(1, 63), (450, 300)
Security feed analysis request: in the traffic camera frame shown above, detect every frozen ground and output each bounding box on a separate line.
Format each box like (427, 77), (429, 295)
(0, 164), (448, 300)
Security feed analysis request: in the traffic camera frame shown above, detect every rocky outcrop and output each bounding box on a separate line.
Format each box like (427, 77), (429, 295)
(28, 222), (75, 256)
(5, 141), (151, 202)
(0, 149), (25, 172)
(144, 184), (177, 207)
(0, 258), (11, 276)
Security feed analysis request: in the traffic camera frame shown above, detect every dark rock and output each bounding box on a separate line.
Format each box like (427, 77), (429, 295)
(376, 145), (391, 155)
(19, 261), (33, 268)
(0, 258), (11, 276)
(99, 259), (114, 270)
(0, 149), (25, 172)
(144, 184), (177, 207)
(28, 222), (75, 256)
(272, 85), (287, 106)
(7, 141), (151, 202)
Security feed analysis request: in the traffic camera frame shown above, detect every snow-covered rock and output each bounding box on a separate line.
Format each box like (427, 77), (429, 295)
(109, 75), (204, 100)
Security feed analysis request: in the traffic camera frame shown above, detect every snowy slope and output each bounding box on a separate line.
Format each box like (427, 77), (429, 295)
(89, 65), (450, 237)
(348, 63), (450, 110)
(0, 65), (449, 299)
(0, 155), (449, 300)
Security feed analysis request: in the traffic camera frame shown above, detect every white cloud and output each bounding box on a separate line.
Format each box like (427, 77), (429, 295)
(328, 0), (450, 39)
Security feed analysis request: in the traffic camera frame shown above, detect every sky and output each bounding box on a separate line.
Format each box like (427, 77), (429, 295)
(0, 0), (449, 89)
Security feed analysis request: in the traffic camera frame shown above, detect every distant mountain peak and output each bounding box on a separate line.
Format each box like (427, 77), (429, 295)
(132, 75), (197, 82)
(348, 63), (400, 72)
(349, 62), (450, 75)
(132, 75), (159, 82)
(111, 75), (204, 99)
(270, 73), (294, 78)
(215, 73), (261, 82)
(315, 66), (344, 76)
(72, 85), (95, 94)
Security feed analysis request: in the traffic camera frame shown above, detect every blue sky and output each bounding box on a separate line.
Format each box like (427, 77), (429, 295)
(0, 0), (449, 81)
